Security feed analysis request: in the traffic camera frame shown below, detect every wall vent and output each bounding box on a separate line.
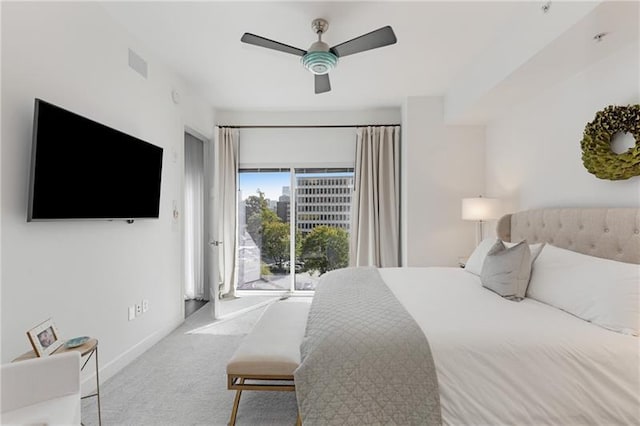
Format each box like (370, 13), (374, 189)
(128, 48), (148, 79)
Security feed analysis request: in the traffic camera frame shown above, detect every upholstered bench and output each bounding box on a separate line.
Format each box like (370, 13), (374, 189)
(226, 299), (311, 426)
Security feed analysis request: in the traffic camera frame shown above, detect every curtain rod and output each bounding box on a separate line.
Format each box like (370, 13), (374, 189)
(219, 124), (401, 129)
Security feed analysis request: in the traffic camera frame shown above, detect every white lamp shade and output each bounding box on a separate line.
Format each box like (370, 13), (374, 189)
(462, 197), (501, 221)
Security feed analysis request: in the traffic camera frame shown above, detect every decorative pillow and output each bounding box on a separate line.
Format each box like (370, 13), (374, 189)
(480, 240), (532, 301)
(527, 245), (639, 336)
(465, 238), (543, 276)
(505, 241), (545, 266)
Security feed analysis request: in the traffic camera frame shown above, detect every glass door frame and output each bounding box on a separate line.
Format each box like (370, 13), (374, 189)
(235, 167), (298, 297)
(235, 165), (352, 297)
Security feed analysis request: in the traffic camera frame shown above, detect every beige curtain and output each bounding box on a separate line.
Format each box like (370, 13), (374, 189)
(350, 126), (400, 267)
(213, 127), (239, 298)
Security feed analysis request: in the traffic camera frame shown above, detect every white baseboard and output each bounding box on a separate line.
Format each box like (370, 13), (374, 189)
(80, 318), (182, 395)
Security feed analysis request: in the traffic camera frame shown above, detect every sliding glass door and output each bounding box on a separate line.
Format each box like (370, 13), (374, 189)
(294, 170), (353, 290)
(237, 168), (353, 292)
(237, 169), (291, 290)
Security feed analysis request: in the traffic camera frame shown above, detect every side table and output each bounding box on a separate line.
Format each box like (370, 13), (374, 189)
(13, 338), (102, 426)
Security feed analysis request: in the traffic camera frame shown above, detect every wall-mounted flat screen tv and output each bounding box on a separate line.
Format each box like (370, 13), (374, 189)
(28, 99), (163, 221)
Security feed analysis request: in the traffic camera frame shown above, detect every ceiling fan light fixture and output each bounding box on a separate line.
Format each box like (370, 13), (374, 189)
(241, 18), (397, 93)
(302, 51), (338, 75)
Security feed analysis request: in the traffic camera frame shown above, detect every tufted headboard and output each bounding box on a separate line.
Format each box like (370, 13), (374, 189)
(496, 208), (640, 264)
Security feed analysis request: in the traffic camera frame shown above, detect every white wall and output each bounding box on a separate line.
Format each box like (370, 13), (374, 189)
(1, 1), (214, 389)
(238, 128), (357, 168)
(216, 109), (401, 127)
(485, 42), (640, 213)
(401, 97), (485, 267)
(217, 108), (401, 167)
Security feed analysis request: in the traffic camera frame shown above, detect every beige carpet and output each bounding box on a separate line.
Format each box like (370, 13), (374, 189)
(81, 302), (299, 425)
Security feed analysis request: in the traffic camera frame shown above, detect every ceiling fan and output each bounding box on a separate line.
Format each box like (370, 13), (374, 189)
(241, 19), (397, 94)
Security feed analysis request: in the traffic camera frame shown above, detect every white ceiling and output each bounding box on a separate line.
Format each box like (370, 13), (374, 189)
(451, 0), (639, 123)
(101, 1), (529, 111)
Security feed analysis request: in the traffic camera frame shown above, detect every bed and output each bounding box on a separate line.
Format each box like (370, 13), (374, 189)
(294, 208), (640, 425)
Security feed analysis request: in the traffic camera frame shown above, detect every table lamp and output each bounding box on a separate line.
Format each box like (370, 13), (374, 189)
(462, 196), (501, 246)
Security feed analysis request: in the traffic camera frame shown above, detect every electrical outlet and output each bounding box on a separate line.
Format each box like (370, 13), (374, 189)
(142, 299), (149, 313)
(128, 306), (136, 321)
(135, 303), (142, 316)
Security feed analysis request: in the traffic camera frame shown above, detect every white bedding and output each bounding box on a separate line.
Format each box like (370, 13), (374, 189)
(379, 267), (640, 426)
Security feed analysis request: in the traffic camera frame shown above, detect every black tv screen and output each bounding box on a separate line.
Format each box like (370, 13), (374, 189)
(28, 99), (163, 221)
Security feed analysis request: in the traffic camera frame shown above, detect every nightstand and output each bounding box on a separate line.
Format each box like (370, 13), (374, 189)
(13, 338), (102, 426)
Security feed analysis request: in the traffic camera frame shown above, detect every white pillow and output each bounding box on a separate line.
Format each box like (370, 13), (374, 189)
(465, 238), (544, 276)
(464, 238), (497, 275)
(527, 244), (639, 336)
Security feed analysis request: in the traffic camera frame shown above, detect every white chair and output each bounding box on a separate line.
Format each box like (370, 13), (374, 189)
(1, 351), (81, 425)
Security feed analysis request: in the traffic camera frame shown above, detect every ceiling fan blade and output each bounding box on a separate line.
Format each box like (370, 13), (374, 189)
(241, 33), (306, 57)
(330, 26), (397, 58)
(315, 74), (331, 94)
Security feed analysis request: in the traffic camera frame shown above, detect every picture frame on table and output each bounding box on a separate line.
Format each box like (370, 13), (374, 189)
(26, 318), (63, 357)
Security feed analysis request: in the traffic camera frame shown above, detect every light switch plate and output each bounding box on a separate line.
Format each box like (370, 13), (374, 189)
(128, 306), (136, 321)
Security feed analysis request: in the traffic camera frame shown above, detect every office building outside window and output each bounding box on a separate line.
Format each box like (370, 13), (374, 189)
(296, 175), (353, 235)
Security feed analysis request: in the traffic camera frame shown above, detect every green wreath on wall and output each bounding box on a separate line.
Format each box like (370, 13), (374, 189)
(581, 104), (640, 180)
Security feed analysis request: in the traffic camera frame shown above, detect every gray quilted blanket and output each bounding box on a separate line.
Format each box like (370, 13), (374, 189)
(294, 267), (441, 425)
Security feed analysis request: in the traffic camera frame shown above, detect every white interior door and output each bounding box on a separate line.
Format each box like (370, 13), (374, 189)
(205, 132), (222, 319)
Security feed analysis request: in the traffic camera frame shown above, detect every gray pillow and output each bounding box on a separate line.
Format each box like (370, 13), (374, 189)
(480, 240), (532, 301)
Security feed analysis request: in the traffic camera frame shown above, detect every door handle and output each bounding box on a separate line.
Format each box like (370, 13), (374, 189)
(209, 240), (223, 246)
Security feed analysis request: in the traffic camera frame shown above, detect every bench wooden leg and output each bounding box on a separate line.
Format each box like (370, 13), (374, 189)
(296, 413), (302, 426)
(229, 378), (244, 426)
